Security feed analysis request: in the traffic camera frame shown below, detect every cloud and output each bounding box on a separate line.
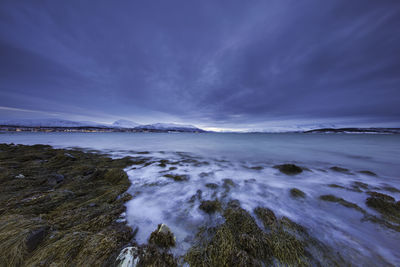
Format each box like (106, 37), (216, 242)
(0, 0), (399, 128)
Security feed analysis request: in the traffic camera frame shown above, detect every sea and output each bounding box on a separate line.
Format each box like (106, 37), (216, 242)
(1, 132), (399, 265)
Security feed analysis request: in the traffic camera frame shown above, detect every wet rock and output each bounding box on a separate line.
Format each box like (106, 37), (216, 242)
(274, 164), (303, 175)
(205, 183), (218, 189)
(163, 174), (189, 182)
(366, 192), (400, 224)
(199, 200), (221, 214)
(189, 190), (202, 203)
(330, 166), (352, 174)
(26, 227), (48, 252)
(15, 174), (25, 179)
(290, 188), (306, 198)
(149, 224), (176, 248)
(320, 195), (365, 213)
(358, 170), (377, 176)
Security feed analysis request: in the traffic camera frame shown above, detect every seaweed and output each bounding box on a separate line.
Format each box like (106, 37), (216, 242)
(0, 144), (134, 266)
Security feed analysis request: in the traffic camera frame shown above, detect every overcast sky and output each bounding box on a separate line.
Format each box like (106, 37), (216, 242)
(1, 0), (399, 131)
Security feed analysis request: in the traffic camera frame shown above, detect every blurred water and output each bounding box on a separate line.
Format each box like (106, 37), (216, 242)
(1, 132), (400, 265)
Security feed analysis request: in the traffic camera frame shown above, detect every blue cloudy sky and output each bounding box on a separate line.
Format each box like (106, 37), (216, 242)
(1, 0), (399, 131)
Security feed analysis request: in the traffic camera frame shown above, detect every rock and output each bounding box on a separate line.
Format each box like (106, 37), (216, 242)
(15, 174), (25, 179)
(274, 164), (303, 175)
(358, 170), (377, 176)
(48, 174), (65, 186)
(26, 227), (48, 252)
(116, 246), (140, 267)
(290, 188), (306, 198)
(205, 183), (218, 189)
(330, 166), (351, 174)
(199, 200), (221, 214)
(149, 224), (176, 248)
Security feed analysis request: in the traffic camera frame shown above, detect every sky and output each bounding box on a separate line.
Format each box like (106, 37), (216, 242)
(0, 0), (399, 131)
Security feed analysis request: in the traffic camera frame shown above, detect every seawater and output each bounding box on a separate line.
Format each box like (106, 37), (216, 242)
(1, 132), (400, 265)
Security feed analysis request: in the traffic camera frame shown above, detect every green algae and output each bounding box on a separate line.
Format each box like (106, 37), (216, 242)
(274, 164), (303, 175)
(290, 188), (306, 198)
(0, 143), (134, 266)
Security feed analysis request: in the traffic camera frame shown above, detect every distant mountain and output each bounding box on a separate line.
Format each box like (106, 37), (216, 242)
(135, 123), (205, 132)
(112, 119), (139, 128)
(305, 128), (400, 134)
(0, 118), (108, 128)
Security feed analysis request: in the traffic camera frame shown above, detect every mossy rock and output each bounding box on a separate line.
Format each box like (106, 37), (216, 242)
(290, 188), (306, 198)
(205, 183), (219, 189)
(199, 200), (222, 214)
(274, 164), (303, 175)
(149, 224), (176, 249)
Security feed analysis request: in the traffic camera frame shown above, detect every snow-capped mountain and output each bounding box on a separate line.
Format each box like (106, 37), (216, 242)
(112, 119), (139, 128)
(0, 118), (108, 128)
(135, 123), (204, 132)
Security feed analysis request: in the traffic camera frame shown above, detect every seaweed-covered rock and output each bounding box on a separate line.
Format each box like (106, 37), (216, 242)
(254, 207), (277, 228)
(0, 144), (134, 266)
(366, 191), (400, 224)
(274, 164), (303, 175)
(290, 188), (306, 198)
(199, 200), (221, 214)
(149, 224), (176, 248)
(320, 195), (365, 213)
(163, 174), (189, 182)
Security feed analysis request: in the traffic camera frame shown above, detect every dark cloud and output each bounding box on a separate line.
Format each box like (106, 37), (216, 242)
(0, 0), (399, 129)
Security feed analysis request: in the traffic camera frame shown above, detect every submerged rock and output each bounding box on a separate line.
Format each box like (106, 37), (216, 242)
(149, 224), (176, 248)
(274, 164), (303, 175)
(290, 188), (306, 198)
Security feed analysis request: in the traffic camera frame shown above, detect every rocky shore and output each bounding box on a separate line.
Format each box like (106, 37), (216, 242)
(0, 144), (134, 266)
